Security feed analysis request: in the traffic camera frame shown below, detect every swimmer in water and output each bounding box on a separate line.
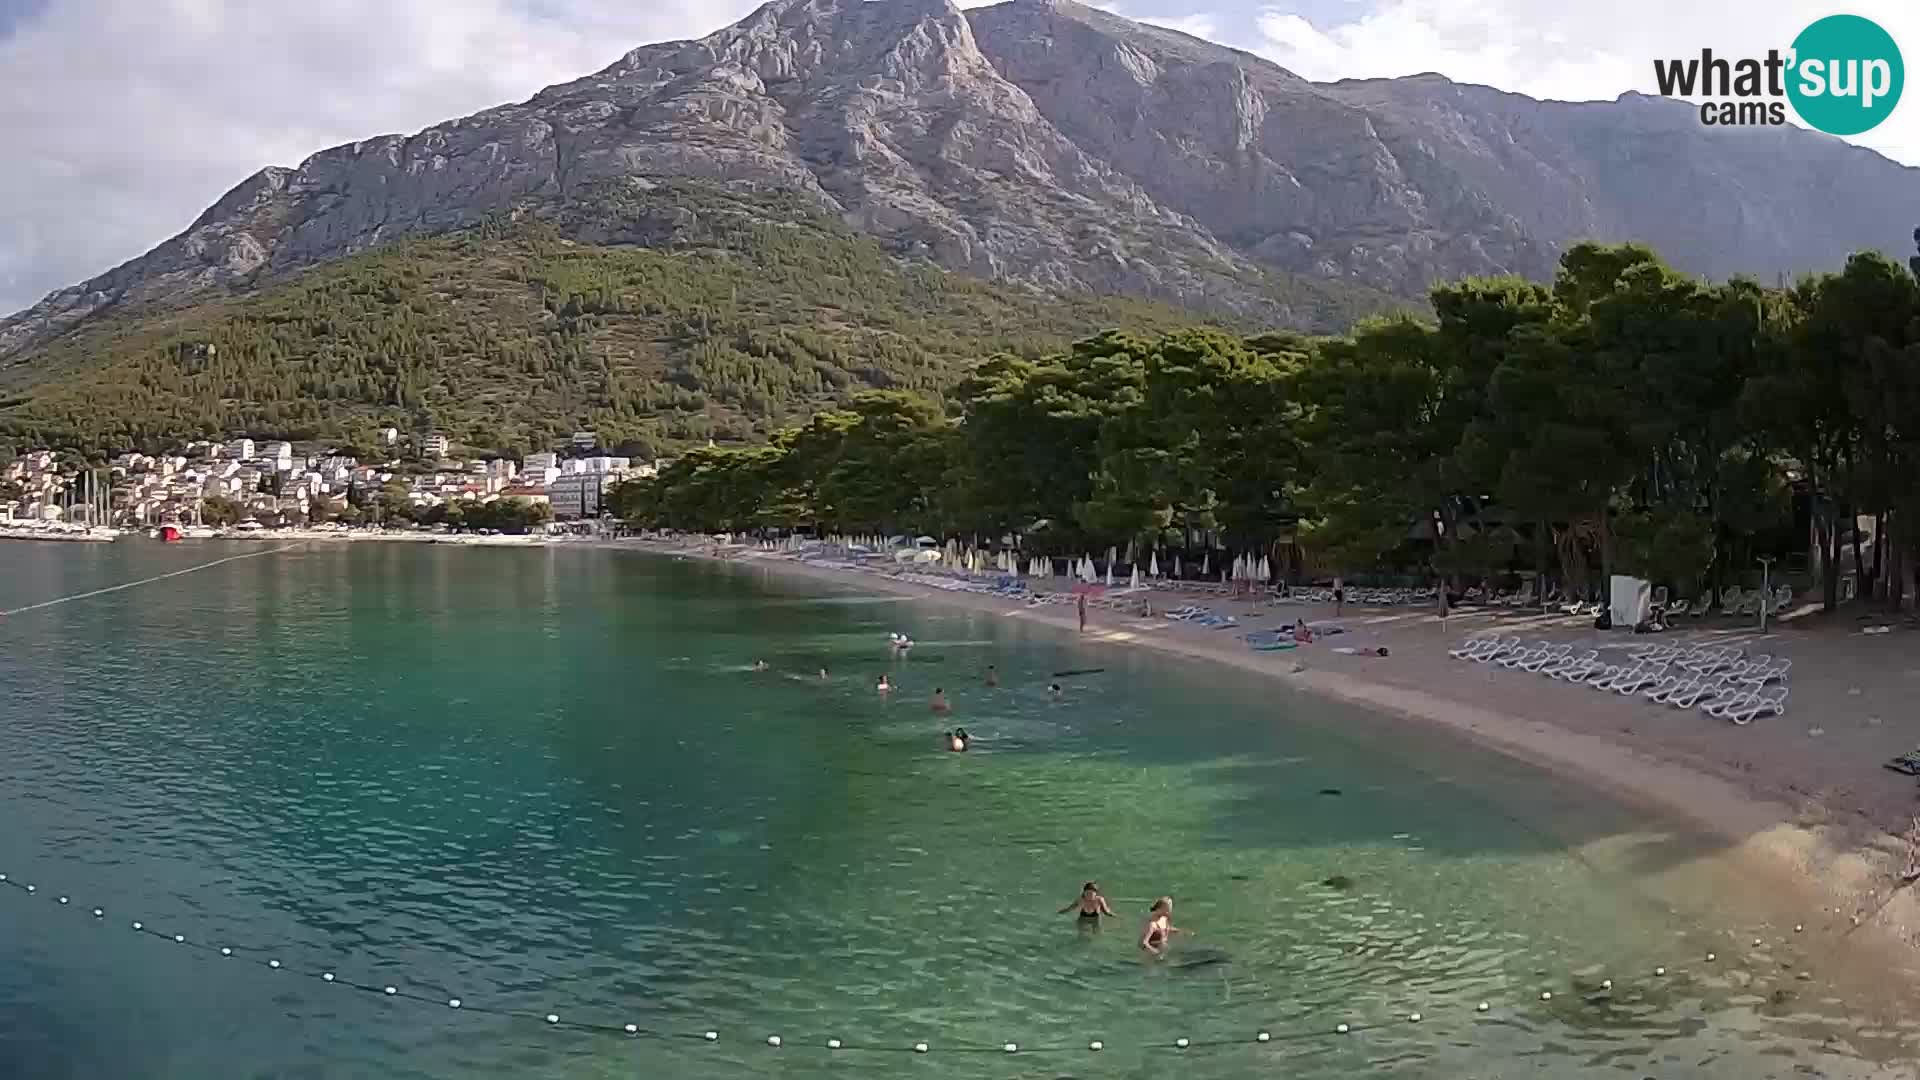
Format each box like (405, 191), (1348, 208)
(985, 664), (999, 688)
(930, 687), (950, 713)
(752, 660), (769, 672)
(1059, 882), (1116, 928)
(819, 667), (830, 681)
(1140, 896), (1181, 955)
(1048, 682), (1062, 699)
(946, 727), (969, 752)
(877, 675), (892, 694)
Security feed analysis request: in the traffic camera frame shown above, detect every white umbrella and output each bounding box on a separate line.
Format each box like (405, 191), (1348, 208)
(1174, 555), (1183, 579)
(1257, 555), (1270, 581)
(1149, 551), (1160, 577)
(1104, 562), (1114, 588)
(1202, 553), (1211, 577)
(1129, 566), (1140, 590)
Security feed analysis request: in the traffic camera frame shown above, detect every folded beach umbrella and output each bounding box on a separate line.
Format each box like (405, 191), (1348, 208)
(1202, 553), (1211, 577)
(1149, 550), (1160, 577)
(1130, 566), (1140, 589)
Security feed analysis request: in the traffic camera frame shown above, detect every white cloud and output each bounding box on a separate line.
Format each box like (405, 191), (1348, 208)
(0, 0), (758, 316)
(1252, 0), (1920, 166)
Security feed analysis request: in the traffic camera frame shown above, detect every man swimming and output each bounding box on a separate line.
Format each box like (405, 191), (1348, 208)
(946, 728), (969, 752)
(930, 687), (951, 713)
(1047, 682), (1062, 699)
(1059, 882), (1116, 927)
(876, 675), (892, 694)
(752, 660), (769, 672)
(1141, 896), (1182, 955)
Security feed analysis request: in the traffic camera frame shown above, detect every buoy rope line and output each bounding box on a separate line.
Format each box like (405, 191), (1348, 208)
(0, 545), (296, 617)
(0, 870), (1765, 1059)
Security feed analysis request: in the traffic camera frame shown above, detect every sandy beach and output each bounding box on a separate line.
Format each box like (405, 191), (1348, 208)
(613, 536), (1920, 992)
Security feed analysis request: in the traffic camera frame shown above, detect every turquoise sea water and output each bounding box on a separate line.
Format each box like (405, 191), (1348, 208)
(0, 542), (1908, 1078)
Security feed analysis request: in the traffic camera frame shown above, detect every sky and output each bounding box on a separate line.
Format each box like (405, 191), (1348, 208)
(2, 0), (1917, 318)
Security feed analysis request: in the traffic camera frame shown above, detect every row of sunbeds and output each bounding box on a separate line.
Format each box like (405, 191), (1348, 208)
(1449, 636), (1791, 725)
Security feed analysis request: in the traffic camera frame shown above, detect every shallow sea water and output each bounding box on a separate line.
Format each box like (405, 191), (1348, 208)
(0, 542), (1911, 1078)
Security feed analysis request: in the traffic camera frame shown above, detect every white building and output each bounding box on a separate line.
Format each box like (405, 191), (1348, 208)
(263, 441), (294, 470)
(519, 466), (558, 489)
(570, 431), (598, 450)
(226, 438), (255, 460)
(421, 433), (450, 458)
(549, 473), (607, 519)
(524, 451), (558, 472)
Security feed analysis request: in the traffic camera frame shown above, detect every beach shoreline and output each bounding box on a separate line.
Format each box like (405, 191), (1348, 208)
(613, 536), (1920, 993)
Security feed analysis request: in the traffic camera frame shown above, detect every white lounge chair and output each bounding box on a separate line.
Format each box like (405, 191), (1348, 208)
(1726, 685), (1788, 725)
(1701, 686), (1760, 719)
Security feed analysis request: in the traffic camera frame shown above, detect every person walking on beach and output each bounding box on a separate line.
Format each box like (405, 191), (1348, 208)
(1140, 896), (1182, 955)
(1077, 592), (1089, 633)
(1060, 882), (1117, 929)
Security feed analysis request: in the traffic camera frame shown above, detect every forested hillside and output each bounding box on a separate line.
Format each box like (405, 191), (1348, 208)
(0, 182), (1400, 458)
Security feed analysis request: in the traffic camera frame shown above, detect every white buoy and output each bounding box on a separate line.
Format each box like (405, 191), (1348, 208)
(1795, 924), (1804, 933)
(623, 1023), (635, 1034)
(25, 885), (34, 893)
(1753, 938), (1763, 947)
(1336, 1023), (1350, 1034)
(1600, 979), (1612, 990)
(1476, 1002), (1490, 1012)
(1705, 953), (1716, 962)
(451, 1000), (464, 1009)
(1540, 991), (1552, 1001)
(826, 1039), (842, 1050)
(58, 896), (68, 904)
(0, 874), (7, 881)
(220, 948), (232, 957)
(1654, 967), (1666, 976)
(323, 973), (335, 982)
(914, 1042), (929, 1054)
(704, 1031), (718, 1041)
(1003, 1043), (1018, 1053)
(1409, 1012), (1423, 1022)
(132, 921), (142, 930)
(92, 909), (102, 918)
(545, 1014), (559, 1024)
(1257, 1031), (1271, 1042)
(1175, 1037), (1190, 1049)
(173, 935), (184, 943)
(1089, 1040), (1104, 1051)
(268, 960), (281, 969)
(766, 1035), (781, 1047)
(385, 987), (398, 996)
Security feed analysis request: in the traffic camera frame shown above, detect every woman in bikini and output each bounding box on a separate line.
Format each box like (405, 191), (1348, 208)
(1141, 896), (1181, 955)
(1059, 882), (1116, 930)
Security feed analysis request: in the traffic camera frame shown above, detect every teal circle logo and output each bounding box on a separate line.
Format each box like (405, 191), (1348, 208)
(1787, 14), (1903, 135)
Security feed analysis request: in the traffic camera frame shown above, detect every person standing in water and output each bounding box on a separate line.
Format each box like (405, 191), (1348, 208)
(1059, 882), (1117, 929)
(1077, 592), (1089, 632)
(818, 667), (830, 681)
(930, 687), (951, 713)
(984, 665), (999, 688)
(946, 728), (969, 752)
(1141, 896), (1182, 955)
(876, 675), (892, 695)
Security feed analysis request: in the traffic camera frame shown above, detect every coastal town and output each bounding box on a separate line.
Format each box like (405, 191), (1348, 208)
(0, 428), (668, 540)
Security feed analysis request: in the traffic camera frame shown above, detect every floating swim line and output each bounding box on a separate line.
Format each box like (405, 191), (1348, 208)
(0, 868), (1740, 1059)
(0, 545), (296, 618)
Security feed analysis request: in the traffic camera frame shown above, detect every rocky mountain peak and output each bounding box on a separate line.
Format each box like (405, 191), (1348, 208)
(5, 0), (1919, 365)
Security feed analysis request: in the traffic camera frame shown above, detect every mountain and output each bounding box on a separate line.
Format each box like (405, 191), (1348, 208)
(3, 0), (1918, 441)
